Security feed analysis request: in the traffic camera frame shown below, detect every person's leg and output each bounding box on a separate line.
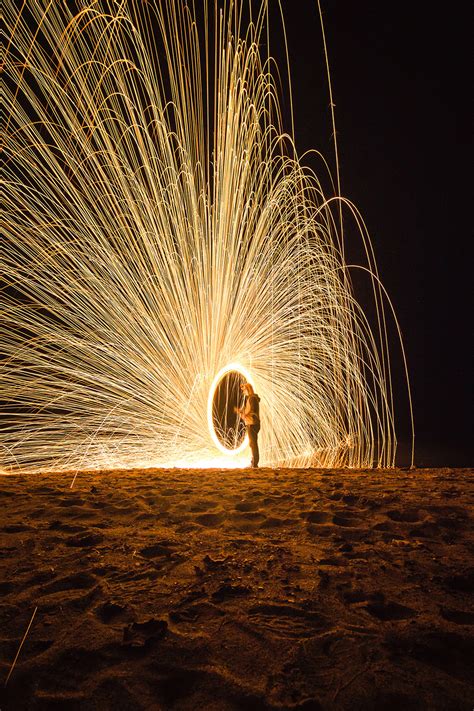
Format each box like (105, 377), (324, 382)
(253, 429), (259, 467)
(254, 424), (260, 466)
(248, 425), (259, 467)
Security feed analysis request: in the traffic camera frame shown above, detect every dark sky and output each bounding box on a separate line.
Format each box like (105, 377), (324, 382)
(274, 2), (472, 466)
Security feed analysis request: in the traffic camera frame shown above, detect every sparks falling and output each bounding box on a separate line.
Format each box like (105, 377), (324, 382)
(2, 0), (413, 472)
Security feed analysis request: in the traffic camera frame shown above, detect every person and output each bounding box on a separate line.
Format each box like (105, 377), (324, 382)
(235, 382), (261, 467)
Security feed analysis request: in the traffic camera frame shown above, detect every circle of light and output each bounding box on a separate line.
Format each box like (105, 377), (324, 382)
(207, 363), (255, 456)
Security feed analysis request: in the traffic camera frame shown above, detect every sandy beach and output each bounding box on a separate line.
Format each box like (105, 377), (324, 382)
(1, 466), (473, 710)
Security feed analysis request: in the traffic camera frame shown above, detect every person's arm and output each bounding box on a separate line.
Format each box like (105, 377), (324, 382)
(234, 399), (248, 419)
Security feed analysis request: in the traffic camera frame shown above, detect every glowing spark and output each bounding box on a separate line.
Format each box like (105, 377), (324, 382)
(4, 606), (38, 686)
(2, 0), (413, 472)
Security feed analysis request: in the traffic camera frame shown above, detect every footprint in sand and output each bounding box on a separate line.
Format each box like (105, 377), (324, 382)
(96, 601), (128, 622)
(24, 569), (57, 588)
(121, 618), (168, 653)
(48, 520), (86, 533)
(440, 607), (474, 625)
(189, 498), (219, 512)
(260, 516), (297, 529)
(169, 600), (224, 624)
(2, 523), (35, 533)
(228, 510), (267, 532)
(408, 522), (440, 538)
(248, 603), (329, 639)
(35, 573), (100, 612)
(232, 510), (266, 522)
(302, 510), (332, 524)
(436, 513), (468, 530)
(365, 600), (416, 621)
(57, 496), (86, 507)
(443, 570), (474, 593)
(194, 512), (224, 527)
(42, 572), (97, 594)
(234, 500), (260, 512)
(65, 530), (104, 547)
(332, 513), (363, 528)
(32, 485), (57, 494)
(344, 589), (371, 604)
(338, 492), (363, 505)
(140, 541), (176, 559)
(246, 488), (265, 498)
(372, 521), (393, 532)
(386, 509), (421, 523)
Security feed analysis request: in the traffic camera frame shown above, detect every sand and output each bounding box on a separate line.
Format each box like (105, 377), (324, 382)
(0, 466), (473, 710)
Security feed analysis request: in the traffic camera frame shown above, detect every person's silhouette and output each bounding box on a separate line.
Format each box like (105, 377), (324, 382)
(236, 382), (261, 467)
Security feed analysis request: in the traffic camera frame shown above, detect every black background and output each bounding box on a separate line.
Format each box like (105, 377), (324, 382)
(273, 1), (472, 466)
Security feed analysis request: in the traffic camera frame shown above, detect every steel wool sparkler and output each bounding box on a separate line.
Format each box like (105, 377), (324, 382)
(2, 0), (413, 471)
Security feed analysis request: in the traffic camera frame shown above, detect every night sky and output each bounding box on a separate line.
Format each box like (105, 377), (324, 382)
(275, 2), (472, 466)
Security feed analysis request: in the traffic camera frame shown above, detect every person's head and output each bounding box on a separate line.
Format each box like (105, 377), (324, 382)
(241, 382), (254, 396)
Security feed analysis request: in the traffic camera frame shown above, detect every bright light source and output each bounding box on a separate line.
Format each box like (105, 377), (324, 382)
(207, 363), (255, 456)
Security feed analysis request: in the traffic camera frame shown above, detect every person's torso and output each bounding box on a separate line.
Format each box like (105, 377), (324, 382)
(244, 394), (260, 424)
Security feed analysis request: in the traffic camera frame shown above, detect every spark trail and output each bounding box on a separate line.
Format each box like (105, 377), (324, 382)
(2, 0), (412, 472)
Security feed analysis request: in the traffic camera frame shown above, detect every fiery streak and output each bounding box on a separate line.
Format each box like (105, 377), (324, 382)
(2, 0), (413, 471)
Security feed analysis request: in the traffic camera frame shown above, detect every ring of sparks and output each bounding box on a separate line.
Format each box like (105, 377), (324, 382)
(207, 363), (255, 456)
